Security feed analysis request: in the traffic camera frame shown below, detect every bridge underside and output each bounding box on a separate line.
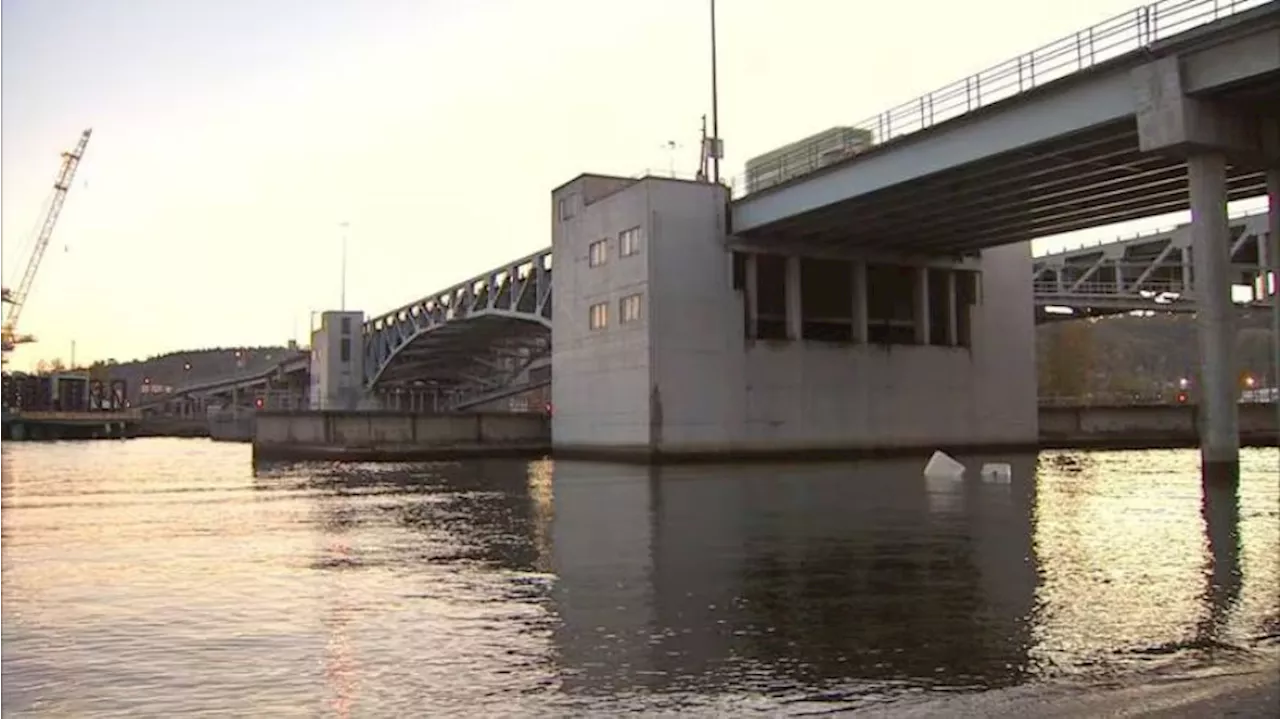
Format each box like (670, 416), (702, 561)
(373, 316), (550, 397)
(733, 75), (1280, 253)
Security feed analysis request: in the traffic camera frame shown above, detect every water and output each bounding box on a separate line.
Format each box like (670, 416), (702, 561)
(2, 440), (1277, 717)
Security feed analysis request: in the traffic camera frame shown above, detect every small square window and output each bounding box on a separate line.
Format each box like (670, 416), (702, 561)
(620, 293), (642, 323)
(589, 239), (608, 267)
(588, 301), (609, 330)
(558, 193), (576, 221)
(620, 226), (641, 257)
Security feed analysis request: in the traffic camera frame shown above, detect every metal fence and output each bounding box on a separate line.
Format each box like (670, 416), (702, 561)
(730, 0), (1269, 198)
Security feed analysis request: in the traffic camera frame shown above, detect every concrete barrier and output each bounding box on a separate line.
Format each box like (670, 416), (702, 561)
(1038, 403), (1278, 449)
(253, 411), (551, 462)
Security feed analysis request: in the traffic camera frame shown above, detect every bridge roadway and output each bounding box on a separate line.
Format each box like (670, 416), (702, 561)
(727, 0), (1279, 248)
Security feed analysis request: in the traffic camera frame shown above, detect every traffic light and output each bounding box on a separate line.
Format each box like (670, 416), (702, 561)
(1176, 391), (1188, 404)
(254, 397), (264, 409)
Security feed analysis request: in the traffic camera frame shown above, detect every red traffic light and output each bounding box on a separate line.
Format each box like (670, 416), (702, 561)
(254, 397), (264, 409)
(1176, 391), (1188, 404)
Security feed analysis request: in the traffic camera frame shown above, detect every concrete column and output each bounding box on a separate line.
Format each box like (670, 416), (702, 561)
(1181, 247), (1193, 294)
(745, 254), (759, 340)
(785, 255), (802, 341)
(1268, 168), (1280, 451)
(946, 270), (959, 346)
(1188, 152), (1238, 483)
(914, 266), (930, 345)
(852, 260), (868, 343)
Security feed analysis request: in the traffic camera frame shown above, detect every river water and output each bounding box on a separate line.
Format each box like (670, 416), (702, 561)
(1, 439), (1277, 717)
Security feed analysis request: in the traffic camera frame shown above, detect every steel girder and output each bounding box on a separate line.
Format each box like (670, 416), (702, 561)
(1032, 209), (1272, 321)
(364, 249), (553, 392)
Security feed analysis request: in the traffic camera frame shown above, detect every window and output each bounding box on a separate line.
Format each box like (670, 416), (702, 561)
(339, 337), (351, 362)
(589, 239), (608, 267)
(620, 293), (642, 323)
(558, 193), (576, 221)
(589, 302), (609, 330)
(620, 226), (641, 257)
(340, 317), (351, 335)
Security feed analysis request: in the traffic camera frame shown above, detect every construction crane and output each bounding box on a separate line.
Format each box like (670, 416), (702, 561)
(1, 128), (92, 363)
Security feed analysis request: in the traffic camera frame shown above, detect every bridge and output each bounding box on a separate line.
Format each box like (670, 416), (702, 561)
(1033, 208), (1274, 320)
(154, 209), (1268, 413)
(168, 0), (1279, 477)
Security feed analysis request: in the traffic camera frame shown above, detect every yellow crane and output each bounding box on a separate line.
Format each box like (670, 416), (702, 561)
(1, 128), (92, 363)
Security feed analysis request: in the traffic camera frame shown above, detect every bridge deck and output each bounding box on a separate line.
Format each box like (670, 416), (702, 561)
(728, 0), (1279, 250)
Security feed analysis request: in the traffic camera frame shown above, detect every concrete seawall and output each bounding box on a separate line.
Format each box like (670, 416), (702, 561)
(1038, 402), (1278, 450)
(250, 405), (1275, 464)
(253, 411), (551, 462)
(555, 403), (1279, 463)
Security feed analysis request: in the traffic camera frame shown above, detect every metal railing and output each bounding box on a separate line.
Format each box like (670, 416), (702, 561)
(1039, 393), (1182, 407)
(730, 0), (1269, 198)
(1034, 278), (1190, 298)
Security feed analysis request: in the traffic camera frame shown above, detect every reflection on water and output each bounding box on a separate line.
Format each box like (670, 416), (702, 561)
(1, 440), (1276, 716)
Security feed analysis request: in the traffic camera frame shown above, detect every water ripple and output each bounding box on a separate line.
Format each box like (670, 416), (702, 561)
(1, 439), (1276, 716)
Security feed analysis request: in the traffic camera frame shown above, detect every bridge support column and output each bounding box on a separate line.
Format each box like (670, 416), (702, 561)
(1188, 152), (1238, 484)
(1132, 55), (1280, 484)
(1269, 167), (1280, 452)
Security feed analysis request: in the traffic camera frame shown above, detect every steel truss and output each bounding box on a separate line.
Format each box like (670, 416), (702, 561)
(364, 249), (553, 405)
(1032, 209), (1273, 321)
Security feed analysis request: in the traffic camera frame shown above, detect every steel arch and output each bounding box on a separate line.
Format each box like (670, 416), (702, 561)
(363, 248), (553, 387)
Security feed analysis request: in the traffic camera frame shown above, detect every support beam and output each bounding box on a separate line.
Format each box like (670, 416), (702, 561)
(914, 266), (930, 345)
(852, 260), (868, 344)
(1188, 153), (1238, 484)
(785, 256), (802, 341)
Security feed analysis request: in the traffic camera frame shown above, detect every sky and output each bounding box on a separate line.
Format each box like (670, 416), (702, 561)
(0, 0), (1268, 370)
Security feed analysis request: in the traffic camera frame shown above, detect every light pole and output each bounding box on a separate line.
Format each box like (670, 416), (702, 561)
(710, 0), (720, 185)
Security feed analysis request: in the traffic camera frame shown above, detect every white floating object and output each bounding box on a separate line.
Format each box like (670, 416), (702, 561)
(924, 450), (966, 479)
(980, 462), (1012, 484)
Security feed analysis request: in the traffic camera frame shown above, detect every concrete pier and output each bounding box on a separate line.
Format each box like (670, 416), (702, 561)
(1269, 169), (1280, 455)
(550, 174), (1038, 460)
(1132, 54), (1279, 483)
(252, 411), (550, 462)
(1, 410), (137, 441)
(1188, 152), (1239, 483)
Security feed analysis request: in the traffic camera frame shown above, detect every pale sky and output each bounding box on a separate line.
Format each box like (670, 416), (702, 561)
(0, 0), (1267, 370)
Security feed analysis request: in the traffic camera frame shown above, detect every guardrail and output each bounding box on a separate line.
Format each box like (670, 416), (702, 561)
(1033, 279), (1190, 298)
(730, 0), (1269, 198)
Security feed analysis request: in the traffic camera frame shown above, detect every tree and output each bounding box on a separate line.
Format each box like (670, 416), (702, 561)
(1038, 320), (1095, 399)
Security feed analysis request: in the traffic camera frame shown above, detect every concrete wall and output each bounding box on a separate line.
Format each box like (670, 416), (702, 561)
(551, 174), (1039, 456)
(1039, 402), (1278, 447)
(551, 174), (652, 447)
(254, 411), (551, 450)
(309, 310), (366, 410)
